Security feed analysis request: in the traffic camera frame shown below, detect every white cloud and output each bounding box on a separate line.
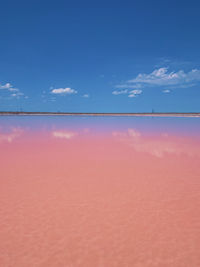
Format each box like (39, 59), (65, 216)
(0, 82), (27, 99)
(163, 89), (170, 93)
(115, 84), (142, 89)
(0, 83), (13, 89)
(112, 89), (128, 95)
(112, 88), (142, 98)
(128, 89), (142, 98)
(126, 68), (200, 88)
(0, 82), (19, 92)
(82, 94), (89, 98)
(11, 92), (24, 98)
(8, 87), (19, 92)
(51, 87), (77, 95)
(52, 131), (77, 139)
(114, 68), (200, 96)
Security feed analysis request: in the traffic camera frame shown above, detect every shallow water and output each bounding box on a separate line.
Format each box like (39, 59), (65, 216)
(0, 116), (200, 267)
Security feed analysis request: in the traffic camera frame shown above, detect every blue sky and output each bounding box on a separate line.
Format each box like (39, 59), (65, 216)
(0, 0), (200, 112)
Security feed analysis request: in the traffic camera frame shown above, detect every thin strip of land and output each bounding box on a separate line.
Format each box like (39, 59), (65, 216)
(0, 112), (200, 117)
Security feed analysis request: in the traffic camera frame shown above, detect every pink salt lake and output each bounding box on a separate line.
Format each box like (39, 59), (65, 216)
(0, 116), (200, 267)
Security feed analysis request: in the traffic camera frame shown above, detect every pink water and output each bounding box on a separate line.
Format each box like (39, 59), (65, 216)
(0, 117), (200, 266)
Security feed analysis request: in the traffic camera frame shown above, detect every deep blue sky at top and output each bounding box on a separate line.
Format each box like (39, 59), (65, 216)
(0, 0), (200, 112)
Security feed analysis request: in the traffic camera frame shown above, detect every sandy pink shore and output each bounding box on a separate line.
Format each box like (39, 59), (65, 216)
(0, 131), (200, 266)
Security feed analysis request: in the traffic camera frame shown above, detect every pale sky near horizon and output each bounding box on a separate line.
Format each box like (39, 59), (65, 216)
(0, 0), (200, 112)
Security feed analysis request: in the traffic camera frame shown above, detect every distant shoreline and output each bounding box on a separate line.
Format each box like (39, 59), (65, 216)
(0, 112), (200, 117)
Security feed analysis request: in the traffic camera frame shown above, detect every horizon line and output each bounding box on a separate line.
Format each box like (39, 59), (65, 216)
(0, 111), (200, 117)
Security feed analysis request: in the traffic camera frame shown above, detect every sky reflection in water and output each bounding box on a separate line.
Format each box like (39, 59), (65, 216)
(0, 116), (200, 267)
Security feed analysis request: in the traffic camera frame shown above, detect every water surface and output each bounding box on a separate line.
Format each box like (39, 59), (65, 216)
(0, 116), (200, 267)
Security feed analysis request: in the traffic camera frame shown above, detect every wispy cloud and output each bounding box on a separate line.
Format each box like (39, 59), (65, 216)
(114, 68), (200, 96)
(163, 89), (170, 93)
(128, 89), (142, 98)
(112, 89), (128, 95)
(127, 68), (200, 88)
(0, 82), (21, 93)
(115, 84), (142, 89)
(51, 87), (77, 95)
(11, 92), (24, 98)
(112, 88), (142, 97)
(0, 82), (27, 99)
(0, 83), (13, 90)
(82, 94), (90, 98)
